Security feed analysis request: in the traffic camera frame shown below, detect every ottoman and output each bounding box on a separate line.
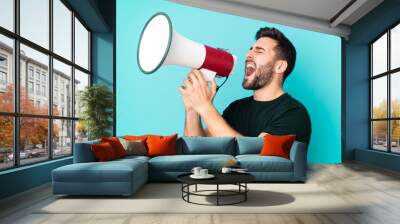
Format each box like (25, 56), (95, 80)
(52, 156), (148, 196)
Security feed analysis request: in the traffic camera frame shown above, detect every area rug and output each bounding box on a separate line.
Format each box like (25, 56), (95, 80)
(37, 183), (362, 214)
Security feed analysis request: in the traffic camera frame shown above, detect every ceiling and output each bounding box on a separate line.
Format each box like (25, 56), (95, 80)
(66, 0), (114, 32)
(170, 0), (384, 39)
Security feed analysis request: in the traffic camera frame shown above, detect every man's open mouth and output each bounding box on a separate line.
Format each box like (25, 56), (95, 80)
(245, 62), (256, 77)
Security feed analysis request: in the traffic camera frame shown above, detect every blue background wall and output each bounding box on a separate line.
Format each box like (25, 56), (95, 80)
(116, 0), (342, 164)
(345, 0), (400, 171)
(92, 33), (113, 87)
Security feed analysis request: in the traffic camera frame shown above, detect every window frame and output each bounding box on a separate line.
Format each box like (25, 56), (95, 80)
(0, 0), (92, 171)
(370, 20), (400, 154)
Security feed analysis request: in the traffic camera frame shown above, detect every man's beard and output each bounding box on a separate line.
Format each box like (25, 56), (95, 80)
(242, 62), (274, 90)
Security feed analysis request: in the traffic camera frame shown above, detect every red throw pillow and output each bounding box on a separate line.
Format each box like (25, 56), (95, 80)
(91, 142), (117, 161)
(146, 134), (178, 157)
(259, 134), (296, 159)
(101, 137), (127, 158)
(124, 135), (149, 141)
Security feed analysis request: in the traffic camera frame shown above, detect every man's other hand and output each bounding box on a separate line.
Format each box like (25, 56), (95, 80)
(179, 69), (217, 115)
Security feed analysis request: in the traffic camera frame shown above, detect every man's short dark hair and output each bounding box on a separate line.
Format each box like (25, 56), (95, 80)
(255, 27), (296, 81)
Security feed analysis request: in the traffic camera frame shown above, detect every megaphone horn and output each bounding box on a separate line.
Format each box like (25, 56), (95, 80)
(137, 12), (236, 81)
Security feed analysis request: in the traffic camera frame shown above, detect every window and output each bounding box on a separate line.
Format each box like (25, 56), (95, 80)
(42, 85), (46, 97)
(0, 54), (7, 87)
(28, 81), (34, 94)
(0, 71), (6, 84)
(28, 67), (34, 80)
(35, 70), (40, 81)
(19, 117), (49, 165)
(0, 0), (91, 170)
(0, 116), (13, 170)
(35, 84), (40, 95)
(74, 18), (89, 70)
(0, 35), (13, 113)
(0, 54), (8, 88)
(20, 0), (49, 49)
(53, 59), (71, 117)
(370, 23), (400, 154)
(74, 69), (89, 119)
(0, 55), (7, 67)
(0, 0), (14, 32)
(53, 119), (72, 158)
(54, 88), (58, 105)
(53, 0), (72, 60)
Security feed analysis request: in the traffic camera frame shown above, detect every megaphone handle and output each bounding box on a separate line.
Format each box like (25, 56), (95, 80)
(200, 68), (216, 82)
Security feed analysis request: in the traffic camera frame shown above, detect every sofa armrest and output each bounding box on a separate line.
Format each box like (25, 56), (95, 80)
(73, 140), (100, 163)
(289, 141), (307, 181)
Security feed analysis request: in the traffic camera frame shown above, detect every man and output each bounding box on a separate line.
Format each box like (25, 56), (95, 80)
(178, 27), (311, 144)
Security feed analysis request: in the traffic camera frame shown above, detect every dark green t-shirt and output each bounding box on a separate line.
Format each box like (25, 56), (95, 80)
(222, 93), (312, 144)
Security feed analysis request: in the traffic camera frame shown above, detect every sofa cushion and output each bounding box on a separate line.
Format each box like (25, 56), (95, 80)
(91, 142), (118, 161)
(124, 135), (149, 141)
(119, 138), (147, 156)
(236, 155), (293, 172)
(73, 139), (100, 163)
(176, 137), (235, 155)
(114, 155), (150, 163)
(101, 137), (127, 158)
(259, 134), (296, 159)
(148, 154), (235, 172)
(236, 137), (263, 155)
(53, 157), (148, 183)
(147, 134), (178, 157)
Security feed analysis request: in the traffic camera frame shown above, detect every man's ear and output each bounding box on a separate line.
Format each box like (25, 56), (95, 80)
(274, 60), (288, 74)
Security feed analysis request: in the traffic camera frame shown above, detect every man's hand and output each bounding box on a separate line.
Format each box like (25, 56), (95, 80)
(179, 69), (217, 115)
(181, 93), (193, 111)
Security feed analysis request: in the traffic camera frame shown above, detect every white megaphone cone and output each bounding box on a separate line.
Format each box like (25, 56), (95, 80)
(137, 12), (236, 81)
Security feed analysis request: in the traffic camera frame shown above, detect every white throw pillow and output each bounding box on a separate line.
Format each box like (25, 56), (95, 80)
(118, 138), (147, 156)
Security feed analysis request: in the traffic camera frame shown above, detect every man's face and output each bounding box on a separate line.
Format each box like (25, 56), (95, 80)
(243, 37), (278, 90)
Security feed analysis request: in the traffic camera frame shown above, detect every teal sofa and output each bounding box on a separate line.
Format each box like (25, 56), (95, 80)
(52, 137), (307, 196)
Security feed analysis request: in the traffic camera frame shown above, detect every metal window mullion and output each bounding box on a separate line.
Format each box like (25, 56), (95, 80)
(0, 30), (90, 74)
(13, 0), (21, 167)
(48, 0), (54, 160)
(371, 117), (399, 121)
(113, 0), (116, 136)
(370, 45), (373, 149)
(71, 11), (76, 155)
(387, 30), (391, 152)
(88, 31), (91, 75)
(371, 67), (400, 78)
(0, 27), (17, 39)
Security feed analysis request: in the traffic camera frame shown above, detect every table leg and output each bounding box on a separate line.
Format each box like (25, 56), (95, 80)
(245, 183), (247, 201)
(195, 184), (197, 192)
(187, 184), (190, 202)
(181, 184), (183, 199)
(217, 184), (219, 206)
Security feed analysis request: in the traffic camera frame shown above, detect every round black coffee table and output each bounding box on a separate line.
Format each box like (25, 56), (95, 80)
(177, 173), (255, 206)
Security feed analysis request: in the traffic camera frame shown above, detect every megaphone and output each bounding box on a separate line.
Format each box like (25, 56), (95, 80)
(137, 12), (236, 81)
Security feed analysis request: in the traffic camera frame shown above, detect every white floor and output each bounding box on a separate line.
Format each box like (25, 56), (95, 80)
(1, 162), (400, 224)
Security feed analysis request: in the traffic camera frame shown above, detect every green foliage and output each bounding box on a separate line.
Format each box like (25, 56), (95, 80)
(79, 84), (113, 140)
